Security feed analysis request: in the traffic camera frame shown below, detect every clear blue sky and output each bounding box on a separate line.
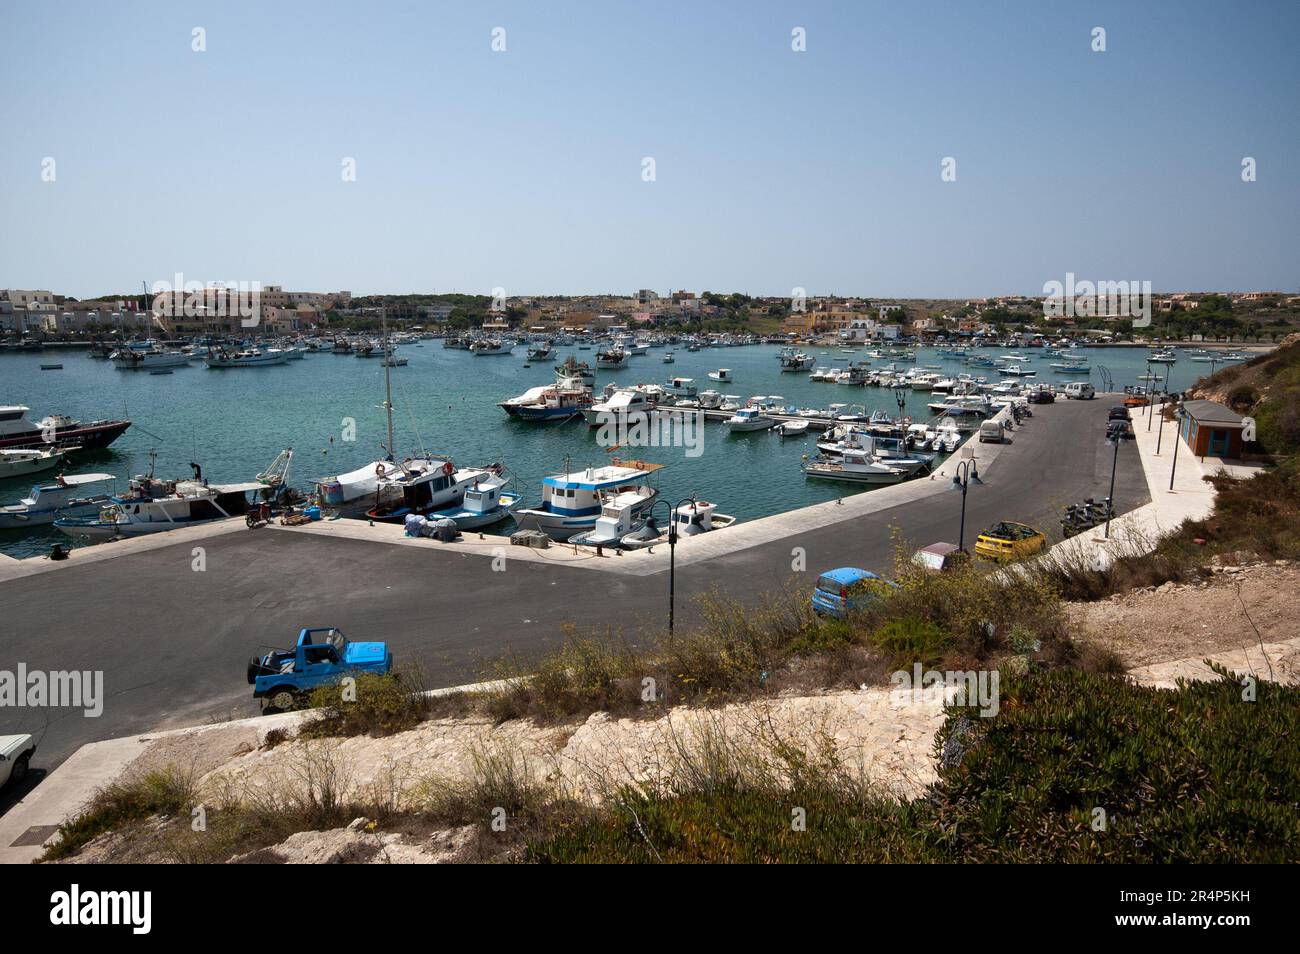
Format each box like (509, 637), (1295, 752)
(2, 0), (1297, 299)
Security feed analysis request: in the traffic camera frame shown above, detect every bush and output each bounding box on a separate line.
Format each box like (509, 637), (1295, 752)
(870, 617), (951, 669)
(45, 767), (197, 860)
(299, 670), (431, 738)
(527, 667), (1300, 862)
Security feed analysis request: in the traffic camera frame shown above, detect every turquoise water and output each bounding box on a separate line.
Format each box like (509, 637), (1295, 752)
(0, 343), (1210, 558)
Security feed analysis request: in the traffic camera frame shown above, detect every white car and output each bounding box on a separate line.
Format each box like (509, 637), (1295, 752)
(0, 734), (36, 789)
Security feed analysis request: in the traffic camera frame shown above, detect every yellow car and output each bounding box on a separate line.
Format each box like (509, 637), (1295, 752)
(974, 521), (1047, 562)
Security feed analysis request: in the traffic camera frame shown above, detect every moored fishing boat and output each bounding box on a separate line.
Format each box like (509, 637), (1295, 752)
(596, 347), (628, 369)
(365, 461), (504, 523)
(422, 474), (522, 530)
(513, 460), (661, 541)
(54, 474), (268, 541)
(203, 347), (290, 368)
(0, 472), (117, 529)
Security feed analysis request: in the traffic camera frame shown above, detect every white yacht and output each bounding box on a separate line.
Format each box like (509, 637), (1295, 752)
(726, 406), (776, 433)
(0, 446), (67, 480)
(582, 386), (662, 427)
(802, 450), (909, 485)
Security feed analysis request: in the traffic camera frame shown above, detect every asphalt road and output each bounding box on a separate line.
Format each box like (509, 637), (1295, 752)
(0, 398), (1147, 778)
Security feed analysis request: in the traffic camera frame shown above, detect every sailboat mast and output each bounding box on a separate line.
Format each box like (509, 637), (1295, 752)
(383, 312), (395, 459)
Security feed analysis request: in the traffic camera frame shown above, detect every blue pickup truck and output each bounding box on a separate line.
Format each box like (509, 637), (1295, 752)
(248, 628), (393, 711)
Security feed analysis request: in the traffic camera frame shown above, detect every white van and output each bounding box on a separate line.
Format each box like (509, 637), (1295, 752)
(1063, 382), (1095, 400)
(978, 419), (1004, 443)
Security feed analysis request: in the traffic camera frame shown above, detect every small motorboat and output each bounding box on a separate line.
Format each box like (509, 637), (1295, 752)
(40, 364), (63, 371)
(662, 352), (675, 363)
(0, 472), (116, 529)
(707, 368), (733, 382)
(775, 420), (810, 437)
(423, 475), (521, 530)
(0, 447), (68, 479)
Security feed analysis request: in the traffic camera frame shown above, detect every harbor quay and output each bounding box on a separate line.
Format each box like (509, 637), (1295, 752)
(0, 398), (1147, 772)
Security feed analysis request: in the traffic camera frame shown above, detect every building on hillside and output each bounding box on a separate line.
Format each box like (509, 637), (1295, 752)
(1179, 400), (1250, 459)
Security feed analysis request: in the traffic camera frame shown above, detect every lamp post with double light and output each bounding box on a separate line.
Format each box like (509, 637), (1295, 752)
(648, 495), (698, 635)
(950, 459), (982, 553)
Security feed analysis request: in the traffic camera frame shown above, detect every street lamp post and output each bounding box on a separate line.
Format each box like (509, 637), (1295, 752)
(1146, 360), (1155, 430)
(649, 495), (697, 635)
(1103, 432), (1121, 539)
(950, 459), (982, 552)
(1169, 404), (1183, 491)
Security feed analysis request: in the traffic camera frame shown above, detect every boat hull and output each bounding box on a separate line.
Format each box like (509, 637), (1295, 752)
(0, 419), (131, 452)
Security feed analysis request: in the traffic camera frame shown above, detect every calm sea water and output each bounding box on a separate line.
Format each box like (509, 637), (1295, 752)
(0, 343), (1209, 558)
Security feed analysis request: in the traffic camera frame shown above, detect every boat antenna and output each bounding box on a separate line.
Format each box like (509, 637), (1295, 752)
(382, 312), (395, 461)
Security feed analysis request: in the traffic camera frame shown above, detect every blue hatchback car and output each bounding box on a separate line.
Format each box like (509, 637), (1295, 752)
(811, 567), (895, 619)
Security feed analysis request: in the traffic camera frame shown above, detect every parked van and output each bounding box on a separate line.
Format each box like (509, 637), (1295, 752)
(978, 419), (1004, 443)
(1064, 382), (1095, 400)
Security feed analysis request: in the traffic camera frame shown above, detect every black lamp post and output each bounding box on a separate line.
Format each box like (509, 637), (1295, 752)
(649, 495), (697, 635)
(950, 459), (982, 553)
(1146, 359), (1155, 430)
(1103, 431), (1121, 539)
(1169, 404), (1184, 491)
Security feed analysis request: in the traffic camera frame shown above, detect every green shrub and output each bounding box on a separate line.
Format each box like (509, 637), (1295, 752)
(45, 767), (197, 860)
(300, 670), (430, 738)
(526, 667), (1300, 863)
(870, 617), (951, 669)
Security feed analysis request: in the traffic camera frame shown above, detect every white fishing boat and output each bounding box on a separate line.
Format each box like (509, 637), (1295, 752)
(513, 387), (592, 423)
(662, 352), (676, 364)
(726, 406), (776, 433)
(112, 346), (190, 370)
(707, 368), (733, 382)
(203, 348), (290, 368)
(555, 356), (595, 385)
(0, 472), (116, 529)
(1148, 350), (1178, 363)
(424, 474), (522, 530)
(570, 490), (663, 548)
(0, 446), (67, 480)
(802, 450), (909, 484)
(55, 476), (268, 540)
(366, 461), (503, 522)
(314, 315), (446, 516)
(662, 376), (698, 399)
(470, 339), (514, 356)
(596, 348), (629, 369)
(514, 460), (660, 540)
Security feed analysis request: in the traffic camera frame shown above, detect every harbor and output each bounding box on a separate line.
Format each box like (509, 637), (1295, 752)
(0, 396), (1149, 770)
(0, 337), (1244, 559)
